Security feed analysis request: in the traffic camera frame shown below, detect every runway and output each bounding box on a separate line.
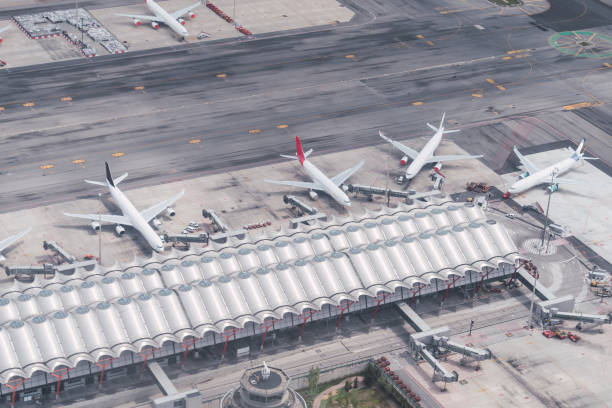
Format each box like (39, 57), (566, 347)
(1, 0), (612, 212)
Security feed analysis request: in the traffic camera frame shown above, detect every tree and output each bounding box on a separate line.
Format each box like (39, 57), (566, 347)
(335, 388), (350, 408)
(364, 364), (378, 386)
(344, 380), (351, 392)
(353, 376), (359, 389)
(308, 366), (320, 393)
(349, 390), (360, 408)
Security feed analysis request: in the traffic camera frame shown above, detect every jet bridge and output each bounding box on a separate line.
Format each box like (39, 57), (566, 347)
(432, 336), (491, 368)
(400, 302), (491, 387)
(347, 184), (442, 204)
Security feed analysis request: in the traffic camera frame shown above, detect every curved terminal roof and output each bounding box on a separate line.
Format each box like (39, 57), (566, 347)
(0, 202), (523, 382)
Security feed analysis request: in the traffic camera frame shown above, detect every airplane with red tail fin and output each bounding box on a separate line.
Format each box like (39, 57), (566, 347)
(265, 136), (364, 207)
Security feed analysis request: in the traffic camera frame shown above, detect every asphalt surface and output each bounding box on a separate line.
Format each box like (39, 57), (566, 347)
(1, 0), (612, 212)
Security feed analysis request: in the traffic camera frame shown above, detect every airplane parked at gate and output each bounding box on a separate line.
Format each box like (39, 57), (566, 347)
(265, 136), (364, 207)
(0, 25), (11, 44)
(379, 113), (483, 181)
(504, 139), (597, 197)
(116, 0), (202, 39)
(0, 227), (31, 264)
(64, 162), (184, 252)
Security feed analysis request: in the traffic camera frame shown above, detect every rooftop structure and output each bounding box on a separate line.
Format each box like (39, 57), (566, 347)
(0, 200), (524, 386)
(221, 362), (306, 407)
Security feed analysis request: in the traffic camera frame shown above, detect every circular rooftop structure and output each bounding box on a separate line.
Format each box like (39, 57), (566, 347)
(222, 364), (305, 408)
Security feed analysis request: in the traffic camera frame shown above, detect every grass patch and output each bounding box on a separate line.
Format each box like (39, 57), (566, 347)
(323, 387), (391, 408)
(487, 0), (522, 6)
(298, 377), (352, 408)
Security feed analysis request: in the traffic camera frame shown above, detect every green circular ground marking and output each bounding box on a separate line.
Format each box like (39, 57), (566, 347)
(548, 31), (612, 58)
(487, 0), (522, 6)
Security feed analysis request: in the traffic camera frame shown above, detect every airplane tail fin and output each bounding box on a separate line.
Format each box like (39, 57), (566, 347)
(571, 138), (586, 161)
(296, 136), (305, 165)
(427, 112), (460, 134)
(84, 163), (127, 187)
(575, 138), (585, 154)
(105, 162), (115, 187)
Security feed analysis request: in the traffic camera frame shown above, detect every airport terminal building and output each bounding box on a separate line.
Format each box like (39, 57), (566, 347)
(0, 200), (524, 401)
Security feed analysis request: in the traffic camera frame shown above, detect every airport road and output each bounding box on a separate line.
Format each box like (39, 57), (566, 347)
(1, 0), (612, 212)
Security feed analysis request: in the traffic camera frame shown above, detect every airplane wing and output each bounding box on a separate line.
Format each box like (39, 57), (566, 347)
(426, 154), (483, 163)
(64, 213), (133, 226)
(331, 160), (364, 186)
(513, 146), (539, 174)
(0, 227), (31, 252)
(170, 1), (202, 19)
(264, 179), (324, 190)
(140, 190), (185, 222)
(551, 178), (580, 185)
(115, 13), (163, 22)
(379, 131), (419, 159)
(0, 25), (11, 35)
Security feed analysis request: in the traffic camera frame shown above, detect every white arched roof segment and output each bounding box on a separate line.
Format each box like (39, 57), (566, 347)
(0, 202), (522, 384)
(414, 212), (437, 233)
(291, 236), (316, 259)
(310, 233), (334, 255)
(396, 215), (420, 236)
(400, 236), (434, 277)
(364, 244), (401, 292)
(15, 294), (40, 321)
(445, 204), (470, 226)
(382, 241), (417, 283)
(316, 253), (351, 303)
(236, 271), (274, 321)
(363, 222), (386, 243)
(331, 251), (372, 298)
(379, 218), (403, 240)
(254, 244), (278, 267)
(293, 260), (328, 309)
(327, 229), (350, 251)
(344, 225), (369, 248)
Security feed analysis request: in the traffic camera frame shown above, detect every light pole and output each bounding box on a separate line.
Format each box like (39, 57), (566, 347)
(540, 170), (556, 251)
(98, 192), (102, 265)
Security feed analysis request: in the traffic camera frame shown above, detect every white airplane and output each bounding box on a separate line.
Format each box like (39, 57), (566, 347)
(0, 24), (11, 44)
(379, 113), (483, 180)
(265, 136), (364, 207)
(0, 227), (31, 264)
(116, 0), (202, 39)
(504, 139), (596, 197)
(64, 163), (184, 253)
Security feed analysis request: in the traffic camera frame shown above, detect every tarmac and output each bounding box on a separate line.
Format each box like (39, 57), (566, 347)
(0, 0), (611, 215)
(0, 139), (495, 269)
(0, 0), (612, 406)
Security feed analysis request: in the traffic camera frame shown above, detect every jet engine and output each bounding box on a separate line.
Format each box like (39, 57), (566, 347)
(151, 22), (159, 29)
(189, 12), (196, 19)
(178, 18), (186, 25)
(90, 221), (101, 231)
(115, 225), (126, 236)
(166, 207), (175, 217)
(0, 255), (6, 265)
(547, 184), (559, 193)
(400, 156), (408, 166)
(308, 190), (319, 201)
(519, 171), (530, 179)
(133, 19), (141, 26)
(152, 218), (162, 228)
(341, 184), (349, 192)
